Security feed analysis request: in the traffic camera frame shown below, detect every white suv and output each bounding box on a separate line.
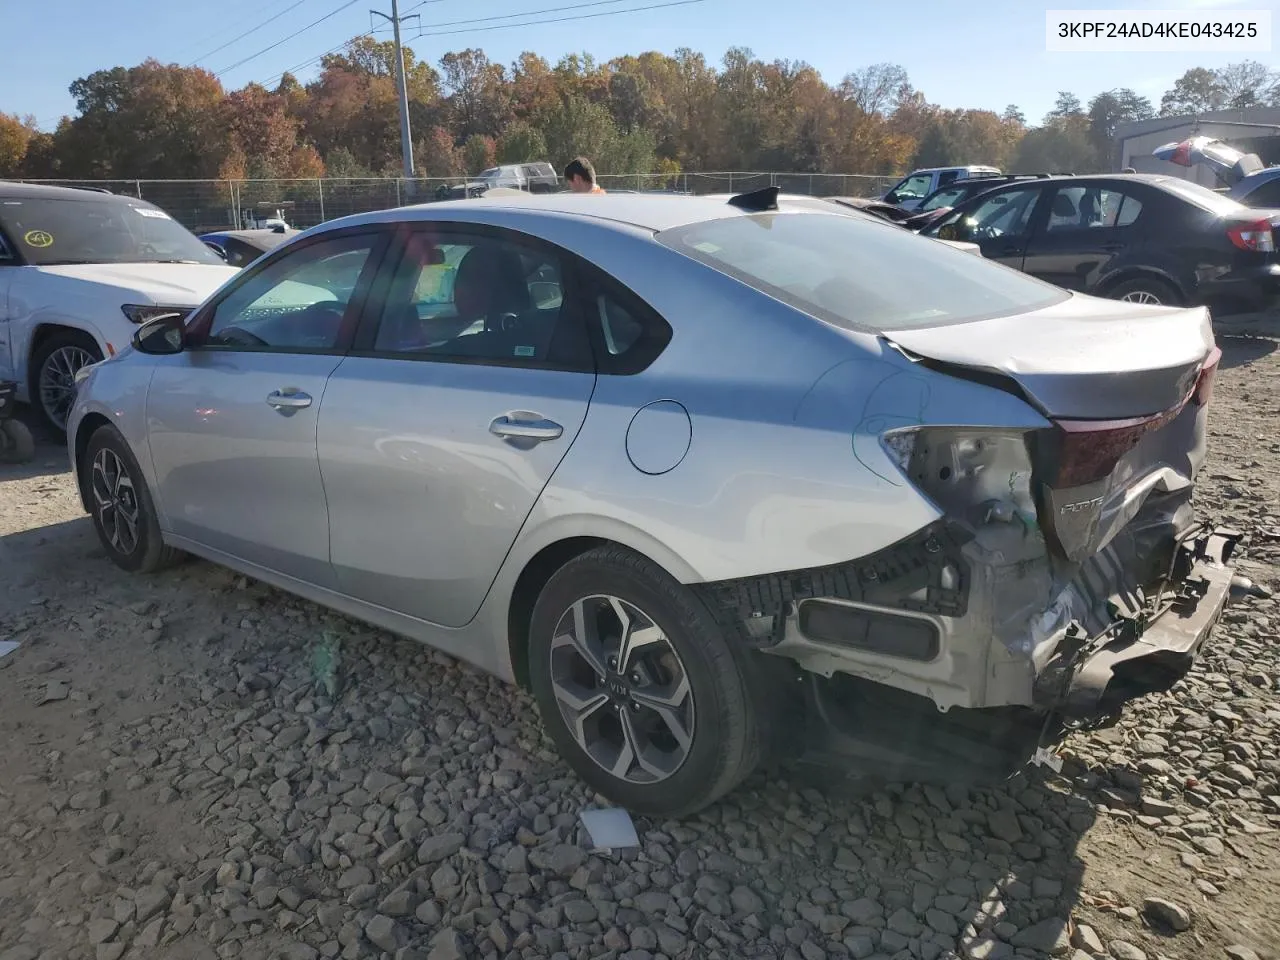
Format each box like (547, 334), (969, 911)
(0, 182), (239, 432)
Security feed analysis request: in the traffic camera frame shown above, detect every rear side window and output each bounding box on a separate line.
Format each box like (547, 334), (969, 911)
(1241, 177), (1280, 208)
(579, 268), (672, 374)
(659, 211), (1067, 332)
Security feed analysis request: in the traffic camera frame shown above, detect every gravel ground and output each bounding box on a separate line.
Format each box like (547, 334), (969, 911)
(0, 335), (1277, 960)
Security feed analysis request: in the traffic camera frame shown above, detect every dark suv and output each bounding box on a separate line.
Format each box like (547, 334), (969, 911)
(921, 173), (1280, 315)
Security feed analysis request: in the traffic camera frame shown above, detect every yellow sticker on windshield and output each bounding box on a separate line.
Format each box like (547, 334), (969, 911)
(24, 230), (54, 248)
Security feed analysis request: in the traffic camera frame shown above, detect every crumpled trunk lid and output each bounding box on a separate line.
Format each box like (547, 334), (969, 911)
(883, 293), (1215, 420)
(882, 294), (1220, 563)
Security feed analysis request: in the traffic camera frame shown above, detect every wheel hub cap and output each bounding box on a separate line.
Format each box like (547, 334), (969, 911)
(548, 595), (695, 785)
(90, 448), (140, 556)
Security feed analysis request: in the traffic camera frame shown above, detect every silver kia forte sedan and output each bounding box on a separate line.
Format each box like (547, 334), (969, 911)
(68, 188), (1236, 817)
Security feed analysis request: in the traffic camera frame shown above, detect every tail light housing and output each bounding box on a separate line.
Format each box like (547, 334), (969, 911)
(1227, 218), (1276, 252)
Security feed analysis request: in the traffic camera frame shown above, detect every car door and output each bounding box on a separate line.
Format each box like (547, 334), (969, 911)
(317, 224), (597, 627)
(146, 229), (389, 587)
(1019, 183), (1146, 292)
(930, 184), (1046, 268)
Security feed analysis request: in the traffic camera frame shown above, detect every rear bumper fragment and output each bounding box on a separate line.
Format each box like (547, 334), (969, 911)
(1034, 525), (1238, 719)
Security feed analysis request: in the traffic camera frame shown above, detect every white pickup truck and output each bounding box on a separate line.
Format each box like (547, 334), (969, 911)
(881, 165), (1002, 210)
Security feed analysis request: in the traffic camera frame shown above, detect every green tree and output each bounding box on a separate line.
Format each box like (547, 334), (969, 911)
(497, 121), (548, 163)
(1087, 88), (1154, 168)
(1160, 67), (1225, 115)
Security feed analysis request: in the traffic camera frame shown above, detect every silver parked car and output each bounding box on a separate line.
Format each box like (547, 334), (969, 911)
(68, 188), (1235, 816)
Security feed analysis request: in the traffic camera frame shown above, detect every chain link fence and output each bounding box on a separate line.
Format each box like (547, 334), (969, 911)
(15, 172), (899, 233)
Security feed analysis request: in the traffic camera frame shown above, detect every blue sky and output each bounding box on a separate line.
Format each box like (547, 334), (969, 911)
(6, 0), (1276, 133)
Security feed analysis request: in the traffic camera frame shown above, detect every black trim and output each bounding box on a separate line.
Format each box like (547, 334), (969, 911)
(797, 599), (941, 661)
(572, 261), (674, 376)
(185, 226), (393, 356)
(694, 520), (974, 650)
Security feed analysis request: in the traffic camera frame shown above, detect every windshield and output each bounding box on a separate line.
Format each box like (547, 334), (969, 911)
(1156, 178), (1248, 216)
(658, 212), (1067, 331)
(0, 197), (223, 266)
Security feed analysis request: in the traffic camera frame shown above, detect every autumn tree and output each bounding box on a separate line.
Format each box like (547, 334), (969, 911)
(0, 112), (38, 176)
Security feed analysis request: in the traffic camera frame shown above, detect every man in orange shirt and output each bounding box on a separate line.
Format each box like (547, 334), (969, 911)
(564, 157), (606, 194)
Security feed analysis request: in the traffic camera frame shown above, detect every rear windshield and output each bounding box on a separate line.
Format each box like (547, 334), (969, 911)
(0, 197), (224, 266)
(657, 211), (1067, 331)
(1157, 178), (1248, 216)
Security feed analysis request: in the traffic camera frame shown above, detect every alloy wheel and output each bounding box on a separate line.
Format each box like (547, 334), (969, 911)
(91, 448), (141, 557)
(1120, 290), (1161, 305)
(39, 344), (97, 430)
(548, 595), (695, 784)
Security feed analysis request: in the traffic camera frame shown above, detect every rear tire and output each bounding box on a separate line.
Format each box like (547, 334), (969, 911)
(527, 545), (763, 818)
(1106, 276), (1183, 307)
(32, 329), (102, 435)
(83, 424), (181, 574)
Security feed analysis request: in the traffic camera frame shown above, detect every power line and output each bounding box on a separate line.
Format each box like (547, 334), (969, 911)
(256, 0), (442, 87)
(412, 0), (706, 38)
(424, 0), (640, 30)
(255, 0), (704, 90)
(213, 0), (365, 77)
(186, 0), (313, 67)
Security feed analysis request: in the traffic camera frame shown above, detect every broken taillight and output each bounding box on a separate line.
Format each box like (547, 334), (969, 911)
(1192, 345), (1221, 407)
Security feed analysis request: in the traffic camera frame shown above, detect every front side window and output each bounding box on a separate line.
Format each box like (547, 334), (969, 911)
(886, 174), (933, 204)
(371, 229), (587, 367)
(660, 211), (1067, 332)
(0, 197), (221, 267)
(930, 187), (1042, 243)
(204, 234), (376, 351)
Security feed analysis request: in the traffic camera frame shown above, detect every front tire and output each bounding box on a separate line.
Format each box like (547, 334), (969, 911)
(33, 330), (102, 435)
(83, 425), (180, 573)
(528, 545), (762, 818)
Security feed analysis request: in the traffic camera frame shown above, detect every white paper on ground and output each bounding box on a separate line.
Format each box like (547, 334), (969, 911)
(580, 807), (640, 849)
(0, 640), (19, 659)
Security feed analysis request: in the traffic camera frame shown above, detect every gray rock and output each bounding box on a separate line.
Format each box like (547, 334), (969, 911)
(1011, 917), (1071, 955)
(962, 934), (1014, 960)
(379, 839), (414, 869)
(1108, 942), (1147, 960)
(366, 914), (407, 953)
(95, 946), (126, 960)
(378, 889), (419, 917)
(1141, 897), (1191, 932)
(887, 908), (922, 937)
(564, 900), (598, 924)
(732, 885), (766, 916)
(417, 833), (465, 864)
(87, 918), (119, 944)
(134, 885), (170, 923)
(338, 865), (373, 889)
(1224, 947), (1261, 960)
(926, 908), (960, 937)
(1071, 924), (1104, 954)
(427, 928), (466, 960)
(70, 789), (107, 811)
(987, 810), (1023, 843)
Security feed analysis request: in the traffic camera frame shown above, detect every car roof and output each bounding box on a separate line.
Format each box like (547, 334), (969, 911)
(210, 228), (299, 242)
(0, 180), (137, 202)
(335, 192), (830, 234)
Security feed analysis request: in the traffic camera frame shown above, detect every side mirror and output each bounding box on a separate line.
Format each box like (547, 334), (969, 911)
(132, 313), (187, 355)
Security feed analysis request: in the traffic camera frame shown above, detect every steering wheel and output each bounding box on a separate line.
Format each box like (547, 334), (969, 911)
(485, 312), (522, 334)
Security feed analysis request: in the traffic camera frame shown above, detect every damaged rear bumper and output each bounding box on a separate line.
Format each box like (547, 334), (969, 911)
(1033, 525), (1239, 719)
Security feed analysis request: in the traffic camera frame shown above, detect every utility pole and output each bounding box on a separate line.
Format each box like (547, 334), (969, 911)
(371, 0), (419, 186)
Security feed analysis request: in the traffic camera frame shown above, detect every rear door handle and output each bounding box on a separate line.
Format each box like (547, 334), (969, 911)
(266, 389), (312, 410)
(489, 415), (563, 442)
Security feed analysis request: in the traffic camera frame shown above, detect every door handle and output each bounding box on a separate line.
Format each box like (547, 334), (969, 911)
(489, 415), (563, 442)
(266, 389), (312, 410)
